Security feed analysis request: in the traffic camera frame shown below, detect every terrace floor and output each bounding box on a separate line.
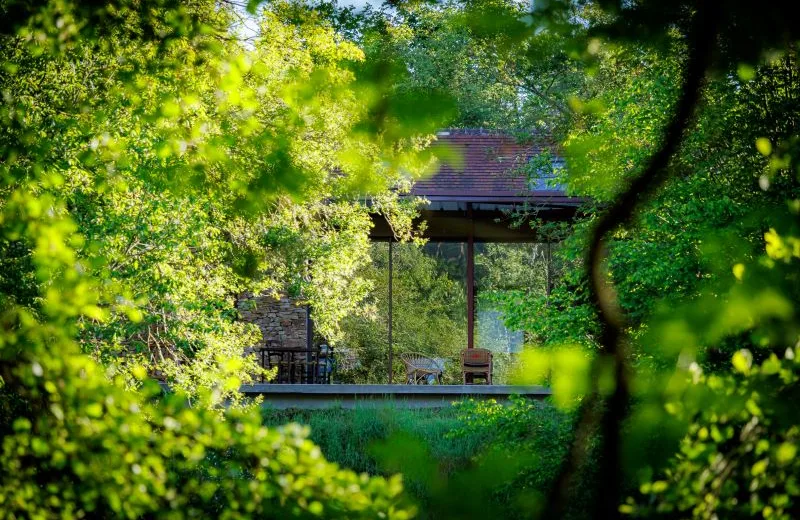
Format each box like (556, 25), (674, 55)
(242, 384), (551, 409)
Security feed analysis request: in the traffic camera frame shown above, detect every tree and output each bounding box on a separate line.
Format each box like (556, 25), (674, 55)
(525, 1), (800, 517)
(0, 0), (449, 516)
(300, 0), (587, 133)
(0, 0), (433, 404)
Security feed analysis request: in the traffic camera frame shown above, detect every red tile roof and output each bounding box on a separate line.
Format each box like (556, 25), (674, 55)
(411, 129), (570, 202)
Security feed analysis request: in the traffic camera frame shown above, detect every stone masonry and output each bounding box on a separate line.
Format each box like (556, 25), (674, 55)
(237, 292), (308, 350)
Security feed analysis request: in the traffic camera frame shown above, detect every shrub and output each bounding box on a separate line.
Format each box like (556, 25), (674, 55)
(626, 352), (800, 519)
(0, 306), (414, 519)
(262, 398), (595, 519)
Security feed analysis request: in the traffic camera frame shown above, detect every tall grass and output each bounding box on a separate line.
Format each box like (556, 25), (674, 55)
(262, 405), (482, 474)
(262, 399), (594, 519)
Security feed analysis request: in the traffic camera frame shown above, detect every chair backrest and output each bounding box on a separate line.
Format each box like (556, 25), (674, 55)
(461, 348), (492, 367)
(401, 352), (440, 370)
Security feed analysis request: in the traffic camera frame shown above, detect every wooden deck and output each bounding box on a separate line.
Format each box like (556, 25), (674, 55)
(242, 384), (551, 409)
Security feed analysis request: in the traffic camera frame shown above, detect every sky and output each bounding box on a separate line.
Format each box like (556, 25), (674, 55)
(346, 0), (382, 8)
(230, 0), (384, 43)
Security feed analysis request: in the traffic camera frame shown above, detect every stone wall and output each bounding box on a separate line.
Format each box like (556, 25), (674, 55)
(237, 292), (308, 350)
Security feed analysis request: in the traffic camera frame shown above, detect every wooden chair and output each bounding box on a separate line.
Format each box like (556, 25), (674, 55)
(400, 352), (444, 385)
(461, 348), (492, 384)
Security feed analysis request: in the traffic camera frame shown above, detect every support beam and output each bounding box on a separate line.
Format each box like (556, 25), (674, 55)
(306, 305), (313, 382)
(467, 203), (475, 350)
(388, 240), (394, 384)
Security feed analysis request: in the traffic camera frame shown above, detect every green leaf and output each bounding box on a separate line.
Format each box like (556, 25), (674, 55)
(756, 138), (772, 156)
(776, 442), (797, 465)
(732, 349), (753, 374)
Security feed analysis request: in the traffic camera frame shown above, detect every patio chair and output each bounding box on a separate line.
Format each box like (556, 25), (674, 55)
(400, 352), (444, 385)
(461, 348), (492, 384)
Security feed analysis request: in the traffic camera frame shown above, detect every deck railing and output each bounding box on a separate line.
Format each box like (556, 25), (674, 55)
(258, 345), (333, 384)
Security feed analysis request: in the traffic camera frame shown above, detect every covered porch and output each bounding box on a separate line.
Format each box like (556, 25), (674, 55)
(247, 129), (582, 388)
(358, 129), (581, 384)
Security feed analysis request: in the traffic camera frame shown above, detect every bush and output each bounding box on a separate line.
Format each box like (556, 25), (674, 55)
(262, 398), (595, 519)
(626, 352), (800, 519)
(0, 303), (414, 519)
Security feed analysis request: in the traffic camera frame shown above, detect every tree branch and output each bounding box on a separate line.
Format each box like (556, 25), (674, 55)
(543, 3), (721, 518)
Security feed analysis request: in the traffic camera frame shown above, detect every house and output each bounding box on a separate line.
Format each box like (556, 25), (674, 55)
(239, 129), (582, 387)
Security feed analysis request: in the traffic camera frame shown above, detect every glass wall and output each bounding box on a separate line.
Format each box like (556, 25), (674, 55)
(335, 240), (552, 384)
(336, 241), (467, 384)
(335, 241), (390, 383)
(474, 243), (551, 383)
(393, 242), (467, 383)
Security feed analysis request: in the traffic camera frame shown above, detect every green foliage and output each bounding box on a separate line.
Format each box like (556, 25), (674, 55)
(262, 405), (479, 478)
(0, 0), (453, 516)
(446, 397), (597, 519)
(0, 346), (411, 518)
(4, 0), (800, 518)
(0, 178), (411, 517)
(0, 0), (435, 403)
(332, 2), (800, 517)
(505, 40), (800, 353)
(312, 0), (587, 132)
(262, 398), (592, 519)
(625, 352), (800, 519)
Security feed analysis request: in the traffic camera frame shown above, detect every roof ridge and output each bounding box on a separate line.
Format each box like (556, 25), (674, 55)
(435, 128), (554, 143)
(436, 128), (510, 136)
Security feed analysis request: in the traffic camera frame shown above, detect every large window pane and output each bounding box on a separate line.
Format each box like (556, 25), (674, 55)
(393, 242), (467, 383)
(336, 241), (390, 384)
(337, 241), (467, 384)
(337, 240), (553, 384)
(475, 243), (551, 383)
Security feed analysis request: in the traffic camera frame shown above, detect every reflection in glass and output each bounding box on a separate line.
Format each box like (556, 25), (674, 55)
(336, 241), (553, 385)
(475, 243), (551, 383)
(337, 242), (467, 384)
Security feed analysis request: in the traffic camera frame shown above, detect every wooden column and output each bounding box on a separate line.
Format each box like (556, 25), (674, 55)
(388, 239), (394, 384)
(467, 203), (475, 349)
(306, 305), (313, 382)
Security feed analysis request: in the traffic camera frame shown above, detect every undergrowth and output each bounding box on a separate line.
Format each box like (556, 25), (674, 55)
(262, 397), (596, 519)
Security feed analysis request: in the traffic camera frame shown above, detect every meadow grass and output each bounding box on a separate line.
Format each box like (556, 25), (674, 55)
(261, 399), (592, 519)
(262, 405), (482, 474)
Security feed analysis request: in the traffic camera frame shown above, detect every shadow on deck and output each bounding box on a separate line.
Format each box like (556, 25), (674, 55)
(242, 384), (551, 409)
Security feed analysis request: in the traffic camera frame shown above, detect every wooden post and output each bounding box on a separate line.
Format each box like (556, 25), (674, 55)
(467, 203), (475, 350)
(546, 242), (552, 297)
(388, 239), (394, 384)
(306, 305), (313, 382)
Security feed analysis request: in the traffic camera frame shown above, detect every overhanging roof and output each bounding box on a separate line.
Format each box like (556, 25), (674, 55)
(411, 129), (573, 204)
(371, 129), (582, 242)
